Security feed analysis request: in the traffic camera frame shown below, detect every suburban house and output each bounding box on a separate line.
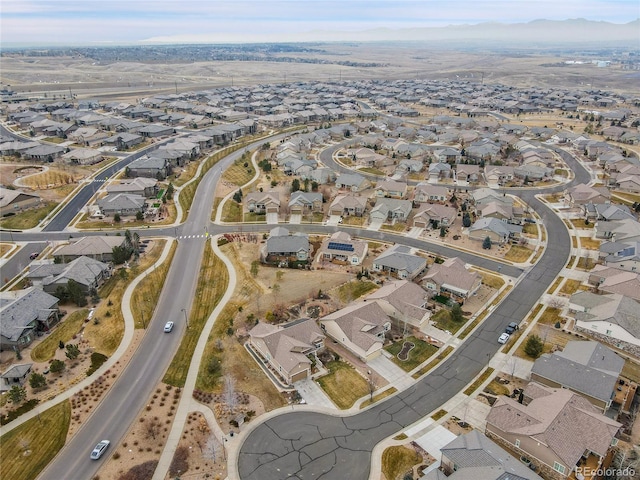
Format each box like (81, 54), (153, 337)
(530, 341), (625, 413)
(428, 162), (452, 181)
(468, 217), (522, 245)
(567, 184), (611, 206)
(126, 156), (171, 179)
(480, 201), (514, 222)
(62, 148), (104, 165)
(485, 165), (515, 186)
(413, 183), (449, 204)
(138, 124), (175, 138)
(288, 191), (323, 215)
(248, 318), (325, 385)
(319, 302), (391, 361)
(262, 227), (310, 264)
(23, 144), (66, 161)
(569, 291), (640, 353)
(372, 245), (427, 280)
(106, 177), (159, 198)
(472, 188), (514, 209)
(363, 279), (431, 328)
(1, 364), (34, 392)
(413, 204), (457, 229)
(370, 198), (413, 223)
(588, 265), (640, 301)
(455, 164), (481, 183)
(335, 173), (370, 192)
(421, 257), (482, 301)
(53, 235), (128, 263)
(374, 180), (408, 199)
(316, 231), (368, 266)
(485, 382), (621, 480)
(424, 430), (542, 480)
(244, 191), (280, 214)
(0, 287), (61, 352)
(97, 193), (146, 216)
(103, 132), (144, 150)
(0, 187), (41, 216)
(27, 256), (111, 294)
(434, 147), (461, 163)
(329, 194), (367, 217)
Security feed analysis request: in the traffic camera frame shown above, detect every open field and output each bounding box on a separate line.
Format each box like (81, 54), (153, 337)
(0, 202), (56, 230)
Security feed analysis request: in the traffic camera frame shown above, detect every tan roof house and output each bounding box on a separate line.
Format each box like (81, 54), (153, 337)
(54, 235), (127, 263)
(485, 383), (621, 480)
(316, 231), (368, 266)
(363, 279), (431, 328)
(413, 204), (457, 229)
(0, 187), (41, 216)
(374, 180), (408, 199)
(421, 257), (481, 300)
(329, 194), (367, 217)
(320, 302), (391, 361)
(567, 184), (611, 206)
(248, 318), (325, 385)
(413, 183), (449, 204)
(244, 191), (280, 214)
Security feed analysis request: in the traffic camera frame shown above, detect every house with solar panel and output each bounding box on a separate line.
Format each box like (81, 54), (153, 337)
(316, 231), (368, 266)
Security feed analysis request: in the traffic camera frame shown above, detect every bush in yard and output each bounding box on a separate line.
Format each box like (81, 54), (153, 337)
(524, 335), (544, 358)
(483, 236), (492, 250)
(50, 359), (65, 374)
(118, 460), (159, 480)
(29, 372), (47, 390)
(8, 384), (27, 404)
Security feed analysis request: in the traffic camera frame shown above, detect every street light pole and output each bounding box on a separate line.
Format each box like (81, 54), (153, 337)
(181, 308), (189, 328)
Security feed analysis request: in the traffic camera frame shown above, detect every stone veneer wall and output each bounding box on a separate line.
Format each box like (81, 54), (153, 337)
(573, 327), (640, 358)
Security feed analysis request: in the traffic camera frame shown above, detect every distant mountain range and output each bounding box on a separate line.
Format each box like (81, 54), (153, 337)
(300, 18), (639, 46)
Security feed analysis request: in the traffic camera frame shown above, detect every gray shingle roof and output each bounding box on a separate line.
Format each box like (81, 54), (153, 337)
(0, 288), (59, 341)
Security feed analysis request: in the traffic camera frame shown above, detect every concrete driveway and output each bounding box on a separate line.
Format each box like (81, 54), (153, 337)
(368, 352), (414, 391)
(289, 214), (302, 224)
(266, 212), (279, 224)
(367, 220), (383, 231)
(326, 215), (341, 226)
(294, 378), (335, 409)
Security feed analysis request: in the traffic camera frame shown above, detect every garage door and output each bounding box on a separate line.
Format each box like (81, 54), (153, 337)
(291, 370), (308, 383)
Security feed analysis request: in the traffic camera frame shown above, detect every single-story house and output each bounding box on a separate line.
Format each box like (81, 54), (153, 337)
(0, 288), (61, 352)
(1, 364), (33, 392)
(486, 382), (621, 480)
(248, 318), (325, 385)
(103, 133), (144, 150)
(374, 180), (408, 199)
(372, 245), (427, 280)
(0, 187), (41, 216)
(316, 231), (368, 266)
(468, 217), (522, 244)
(413, 183), (449, 203)
(106, 177), (159, 198)
(370, 198), (413, 222)
(245, 191), (280, 214)
(262, 227), (310, 264)
(329, 194), (367, 217)
(97, 193), (146, 216)
(27, 256), (112, 294)
(413, 204), (457, 229)
(363, 279), (431, 327)
(288, 191), (323, 215)
(62, 148), (104, 165)
(531, 341), (624, 413)
(22, 144), (66, 161)
(335, 173), (370, 192)
(54, 235), (128, 263)
(127, 156), (171, 179)
(320, 302), (391, 361)
(421, 257), (482, 300)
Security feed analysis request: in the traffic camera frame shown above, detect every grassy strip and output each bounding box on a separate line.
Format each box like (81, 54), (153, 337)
(163, 243), (229, 387)
(381, 445), (422, 480)
(359, 387), (397, 409)
(412, 346), (454, 379)
(195, 243), (285, 410)
(30, 309), (89, 362)
(333, 280), (378, 303)
(504, 245), (533, 262)
(380, 223), (407, 233)
(431, 408), (447, 421)
(559, 278), (582, 295)
(0, 400), (71, 480)
(130, 242), (177, 329)
(222, 152), (255, 186)
(221, 200), (243, 223)
(317, 360), (369, 410)
(546, 276), (564, 295)
(385, 336), (438, 372)
(0, 203), (57, 230)
(179, 144), (247, 222)
(479, 272), (505, 289)
(431, 309), (466, 335)
(83, 240), (167, 356)
(463, 367), (495, 396)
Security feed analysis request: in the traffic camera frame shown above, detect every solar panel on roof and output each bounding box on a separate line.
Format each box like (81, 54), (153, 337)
(327, 242), (354, 252)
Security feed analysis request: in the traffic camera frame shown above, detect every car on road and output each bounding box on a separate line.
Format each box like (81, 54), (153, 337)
(505, 322), (519, 334)
(29, 252), (39, 260)
(90, 440), (110, 460)
(498, 332), (510, 344)
(163, 321), (174, 333)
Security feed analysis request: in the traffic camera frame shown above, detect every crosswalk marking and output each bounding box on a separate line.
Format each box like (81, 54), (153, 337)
(175, 234), (208, 239)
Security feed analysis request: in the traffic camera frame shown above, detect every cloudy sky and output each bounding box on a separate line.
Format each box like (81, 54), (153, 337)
(2, 0), (638, 45)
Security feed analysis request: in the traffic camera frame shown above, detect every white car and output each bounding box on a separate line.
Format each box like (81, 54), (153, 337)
(90, 440), (110, 460)
(498, 332), (510, 344)
(163, 321), (174, 333)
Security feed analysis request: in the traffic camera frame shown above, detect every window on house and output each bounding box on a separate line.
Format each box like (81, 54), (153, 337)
(553, 462), (565, 474)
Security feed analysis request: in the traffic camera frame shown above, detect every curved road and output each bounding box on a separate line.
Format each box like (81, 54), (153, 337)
(234, 149), (591, 480)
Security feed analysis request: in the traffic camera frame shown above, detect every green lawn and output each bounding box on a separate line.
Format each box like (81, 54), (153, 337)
(0, 400), (70, 480)
(381, 445), (422, 480)
(334, 280), (378, 303)
(317, 360), (369, 409)
(431, 309), (465, 334)
(0, 203), (57, 230)
(31, 309), (89, 362)
(384, 336), (438, 372)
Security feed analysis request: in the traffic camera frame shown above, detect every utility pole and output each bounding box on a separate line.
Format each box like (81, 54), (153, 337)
(175, 81), (178, 94)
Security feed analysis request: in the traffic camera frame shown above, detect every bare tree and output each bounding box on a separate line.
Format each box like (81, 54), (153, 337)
(195, 417), (211, 453)
(19, 438), (30, 454)
(223, 375), (238, 414)
(145, 417), (162, 440)
(507, 356), (518, 380)
(203, 433), (222, 464)
(547, 297), (566, 310)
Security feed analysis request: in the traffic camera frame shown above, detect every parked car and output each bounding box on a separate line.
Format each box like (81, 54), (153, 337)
(505, 322), (519, 334)
(163, 321), (174, 333)
(90, 440), (110, 460)
(498, 332), (510, 344)
(29, 252), (39, 260)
